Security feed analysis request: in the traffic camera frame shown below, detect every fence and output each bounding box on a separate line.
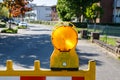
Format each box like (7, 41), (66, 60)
(87, 24), (120, 37)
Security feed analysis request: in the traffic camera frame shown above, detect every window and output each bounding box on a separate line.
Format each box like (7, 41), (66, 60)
(46, 7), (51, 10)
(46, 14), (51, 17)
(116, 0), (120, 7)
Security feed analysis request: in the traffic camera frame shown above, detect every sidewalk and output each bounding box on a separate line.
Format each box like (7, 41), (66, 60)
(77, 39), (120, 80)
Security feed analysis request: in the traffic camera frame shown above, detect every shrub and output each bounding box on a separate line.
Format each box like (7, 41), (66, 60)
(1, 28), (18, 33)
(18, 26), (27, 29)
(0, 22), (6, 28)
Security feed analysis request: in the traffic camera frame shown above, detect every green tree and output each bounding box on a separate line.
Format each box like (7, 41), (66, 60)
(57, 0), (100, 22)
(1, 7), (9, 17)
(85, 3), (103, 23)
(0, 3), (9, 18)
(57, 0), (75, 21)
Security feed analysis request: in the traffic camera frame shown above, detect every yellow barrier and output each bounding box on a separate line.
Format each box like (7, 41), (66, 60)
(0, 60), (95, 80)
(0, 22), (96, 80)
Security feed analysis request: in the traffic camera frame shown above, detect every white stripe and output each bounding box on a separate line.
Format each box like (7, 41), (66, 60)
(0, 76), (20, 80)
(46, 76), (71, 80)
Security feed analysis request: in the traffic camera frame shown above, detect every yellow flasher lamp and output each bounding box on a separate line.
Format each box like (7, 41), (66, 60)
(50, 22), (79, 71)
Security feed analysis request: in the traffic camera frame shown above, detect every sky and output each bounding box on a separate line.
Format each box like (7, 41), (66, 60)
(32, 0), (57, 6)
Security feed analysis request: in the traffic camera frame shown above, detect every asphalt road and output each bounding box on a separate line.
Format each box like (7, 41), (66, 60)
(0, 24), (54, 69)
(0, 24), (120, 80)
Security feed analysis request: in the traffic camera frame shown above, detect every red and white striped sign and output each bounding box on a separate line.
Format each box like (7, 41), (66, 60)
(0, 76), (84, 80)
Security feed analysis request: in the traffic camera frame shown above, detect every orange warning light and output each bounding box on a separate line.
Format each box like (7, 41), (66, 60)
(51, 26), (78, 52)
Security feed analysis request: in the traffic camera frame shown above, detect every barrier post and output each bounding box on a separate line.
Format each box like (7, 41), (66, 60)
(34, 60), (40, 71)
(6, 60), (13, 71)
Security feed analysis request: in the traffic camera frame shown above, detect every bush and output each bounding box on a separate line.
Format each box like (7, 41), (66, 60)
(0, 22), (6, 28)
(18, 26), (27, 29)
(1, 28), (18, 33)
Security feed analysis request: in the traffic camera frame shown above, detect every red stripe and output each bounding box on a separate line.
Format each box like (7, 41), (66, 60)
(72, 77), (84, 80)
(20, 76), (45, 80)
(20, 76), (84, 80)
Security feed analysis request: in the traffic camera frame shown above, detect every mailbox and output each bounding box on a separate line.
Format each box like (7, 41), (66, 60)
(50, 22), (79, 71)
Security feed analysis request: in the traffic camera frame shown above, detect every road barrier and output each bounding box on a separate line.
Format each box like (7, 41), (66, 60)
(0, 60), (95, 80)
(0, 22), (96, 80)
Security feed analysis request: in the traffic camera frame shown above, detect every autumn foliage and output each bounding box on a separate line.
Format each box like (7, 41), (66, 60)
(3, 0), (33, 17)
(12, 0), (32, 17)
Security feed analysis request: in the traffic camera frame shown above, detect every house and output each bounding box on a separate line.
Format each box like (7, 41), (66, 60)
(100, 0), (114, 23)
(34, 5), (52, 21)
(100, 0), (120, 23)
(25, 5), (59, 21)
(25, 5), (52, 21)
(113, 0), (120, 23)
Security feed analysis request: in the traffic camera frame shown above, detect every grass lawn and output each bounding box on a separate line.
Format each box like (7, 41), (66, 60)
(100, 36), (117, 46)
(74, 28), (118, 47)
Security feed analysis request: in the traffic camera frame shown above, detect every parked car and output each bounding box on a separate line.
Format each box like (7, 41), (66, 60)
(18, 22), (27, 27)
(8, 20), (15, 24)
(0, 17), (9, 23)
(14, 20), (20, 25)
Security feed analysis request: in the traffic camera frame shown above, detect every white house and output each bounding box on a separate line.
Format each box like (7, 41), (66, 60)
(27, 5), (52, 21)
